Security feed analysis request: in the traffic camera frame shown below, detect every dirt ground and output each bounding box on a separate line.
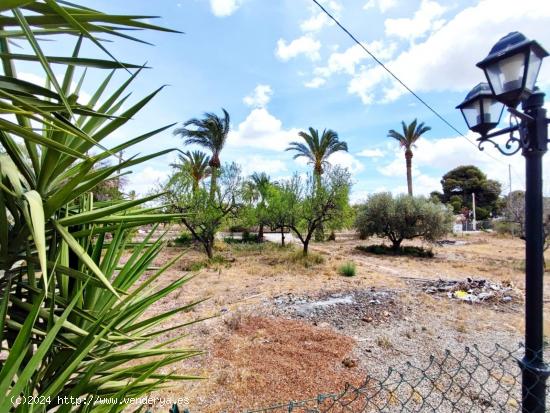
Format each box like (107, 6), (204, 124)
(140, 230), (550, 412)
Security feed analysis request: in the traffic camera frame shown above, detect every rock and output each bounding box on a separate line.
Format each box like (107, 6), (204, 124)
(342, 357), (357, 368)
(362, 316), (373, 323)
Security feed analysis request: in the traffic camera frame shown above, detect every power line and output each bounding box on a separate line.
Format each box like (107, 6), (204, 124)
(311, 0), (510, 167)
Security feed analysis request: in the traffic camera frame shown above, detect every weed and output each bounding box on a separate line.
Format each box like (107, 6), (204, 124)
(173, 231), (195, 246)
(185, 254), (230, 271)
(338, 261), (357, 277)
(288, 250), (325, 267)
(224, 312), (243, 331)
(455, 322), (467, 333)
(376, 335), (393, 349)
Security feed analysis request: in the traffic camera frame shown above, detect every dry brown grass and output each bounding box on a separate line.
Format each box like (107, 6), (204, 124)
(203, 316), (362, 412)
(139, 230), (549, 412)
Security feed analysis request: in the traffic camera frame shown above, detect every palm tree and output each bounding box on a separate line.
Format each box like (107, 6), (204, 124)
(387, 119), (431, 196)
(286, 127), (348, 182)
(171, 150), (211, 192)
(174, 109), (230, 199)
(286, 127), (348, 240)
(245, 172), (272, 241)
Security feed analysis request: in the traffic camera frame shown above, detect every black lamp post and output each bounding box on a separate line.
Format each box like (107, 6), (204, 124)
(457, 32), (549, 413)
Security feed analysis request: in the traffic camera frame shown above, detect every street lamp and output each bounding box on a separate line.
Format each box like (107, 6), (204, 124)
(477, 32), (547, 108)
(457, 31), (549, 413)
(457, 82), (504, 136)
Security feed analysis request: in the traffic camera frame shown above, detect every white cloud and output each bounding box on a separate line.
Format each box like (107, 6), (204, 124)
(304, 77), (326, 88)
(300, 0), (341, 32)
(315, 44), (367, 77)
(276, 35), (322, 61)
(349, 0), (550, 105)
(240, 156), (287, 176)
(328, 151), (364, 174)
(363, 0), (398, 13)
(300, 12), (331, 33)
(357, 148), (385, 158)
(377, 132), (550, 196)
(209, 0), (243, 17)
(384, 0), (446, 41)
(308, 40), (396, 89)
(243, 84), (273, 108)
(227, 108), (300, 151)
(126, 166), (169, 196)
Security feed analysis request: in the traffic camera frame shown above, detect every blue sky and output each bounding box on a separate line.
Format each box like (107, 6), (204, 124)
(15, 0), (550, 200)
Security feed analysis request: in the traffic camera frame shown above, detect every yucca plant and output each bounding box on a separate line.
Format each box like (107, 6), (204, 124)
(0, 2), (204, 411)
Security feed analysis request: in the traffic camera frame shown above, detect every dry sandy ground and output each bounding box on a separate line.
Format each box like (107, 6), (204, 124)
(138, 230), (550, 412)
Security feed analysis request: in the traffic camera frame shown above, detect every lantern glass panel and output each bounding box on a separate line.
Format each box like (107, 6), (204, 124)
(461, 100), (481, 129)
(525, 50), (542, 92)
(486, 52), (526, 95)
(482, 98), (504, 125)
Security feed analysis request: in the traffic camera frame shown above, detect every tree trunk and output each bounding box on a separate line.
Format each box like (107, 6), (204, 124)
(209, 166), (218, 201)
(280, 227), (285, 246)
(258, 223), (264, 242)
(303, 240), (309, 255)
(205, 242), (213, 259)
(405, 150), (413, 196)
(391, 238), (402, 250)
(313, 172), (325, 241)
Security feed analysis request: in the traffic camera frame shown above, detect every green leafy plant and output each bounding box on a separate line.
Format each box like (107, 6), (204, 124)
(0, 2), (203, 410)
(164, 162), (243, 258)
(286, 167), (352, 255)
(355, 193), (453, 249)
(338, 261), (357, 277)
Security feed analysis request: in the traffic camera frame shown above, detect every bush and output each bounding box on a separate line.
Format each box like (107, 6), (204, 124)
(288, 250), (325, 267)
(356, 244), (434, 258)
(174, 231), (195, 245)
(355, 193), (453, 249)
(339, 261), (357, 276)
(494, 220), (521, 236)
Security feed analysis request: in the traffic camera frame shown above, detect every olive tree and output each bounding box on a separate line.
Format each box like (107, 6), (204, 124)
(355, 193), (453, 249)
(287, 167), (352, 255)
(166, 162), (243, 258)
(264, 179), (300, 246)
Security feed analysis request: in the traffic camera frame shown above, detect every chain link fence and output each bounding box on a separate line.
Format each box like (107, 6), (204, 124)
(165, 343), (549, 413)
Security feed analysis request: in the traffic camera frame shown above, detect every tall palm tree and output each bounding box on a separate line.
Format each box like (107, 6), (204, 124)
(174, 108), (230, 199)
(387, 119), (431, 196)
(286, 127), (348, 183)
(245, 172), (272, 241)
(286, 127), (348, 240)
(171, 150), (211, 192)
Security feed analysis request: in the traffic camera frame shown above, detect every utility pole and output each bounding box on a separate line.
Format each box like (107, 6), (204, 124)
(472, 192), (476, 231)
(509, 164), (515, 237)
(508, 164), (512, 195)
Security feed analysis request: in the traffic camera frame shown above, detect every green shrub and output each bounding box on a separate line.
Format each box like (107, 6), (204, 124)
(0, 3), (203, 409)
(339, 261), (357, 276)
(356, 244), (434, 258)
(355, 193), (453, 248)
(175, 231), (195, 245)
(288, 250), (325, 267)
(494, 221), (521, 236)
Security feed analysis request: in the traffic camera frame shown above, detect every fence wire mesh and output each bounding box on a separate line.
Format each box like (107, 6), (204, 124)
(238, 344), (547, 413)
